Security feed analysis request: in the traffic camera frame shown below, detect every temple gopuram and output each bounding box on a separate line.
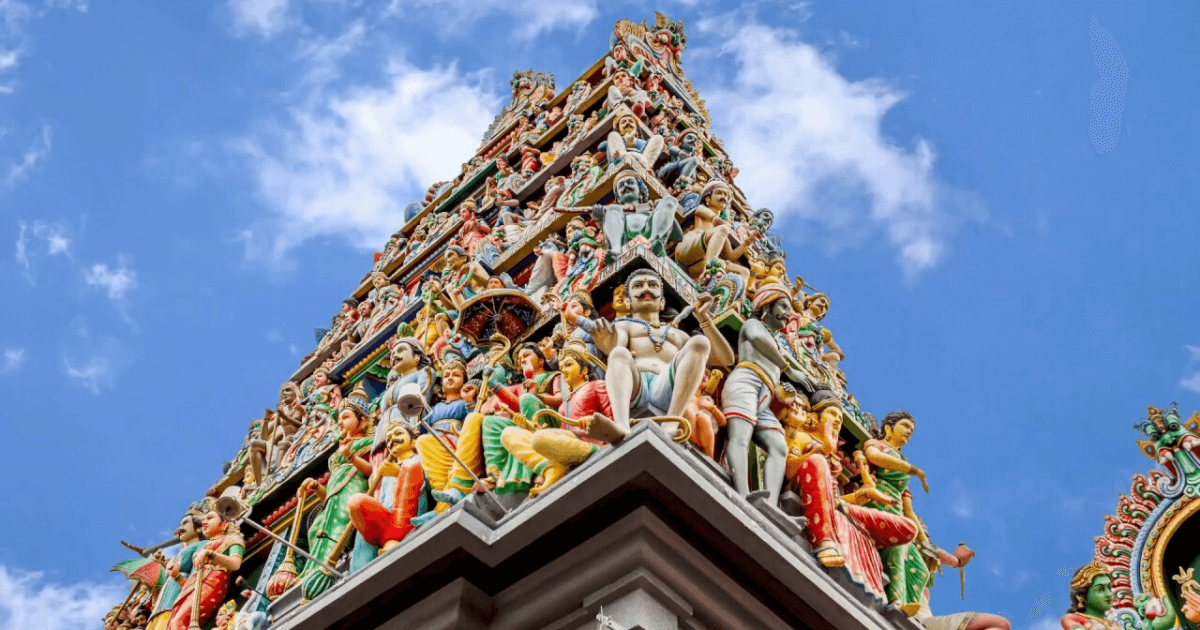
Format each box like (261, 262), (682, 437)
(103, 14), (1010, 630)
(1056, 403), (1200, 630)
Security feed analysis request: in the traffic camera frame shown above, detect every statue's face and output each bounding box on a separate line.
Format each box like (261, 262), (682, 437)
(445, 251), (465, 268)
(681, 132), (698, 152)
(537, 336), (556, 357)
(560, 355), (585, 385)
(565, 298), (588, 318)
(176, 516), (196, 538)
(487, 277), (504, 289)
(769, 261), (787, 279)
(338, 407), (362, 435)
(313, 372), (329, 387)
(763, 298), (793, 330)
(884, 418), (915, 448)
(627, 274), (665, 314)
(392, 344), (417, 372)
(201, 511), (224, 538)
(809, 297), (829, 318)
(1086, 576), (1114, 613)
(442, 366), (465, 394)
(387, 426), (412, 457)
(519, 348), (544, 378)
(373, 275), (386, 288)
(613, 287), (629, 313)
(615, 176), (641, 204)
(617, 115), (637, 136)
(705, 186), (730, 210)
(819, 407), (843, 450)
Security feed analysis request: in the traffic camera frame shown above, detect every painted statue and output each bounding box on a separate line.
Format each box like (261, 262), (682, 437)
(296, 388), (375, 600)
(348, 422), (424, 553)
(674, 180), (751, 282)
(1061, 561), (1175, 630)
(413, 355), (475, 514)
(863, 410), (931, 614)
(604, 112), (665, 172)
(499, 340), (609, 495)
(479, 343), (562, 495)
(784, 387), (917, 597)
(592, 171), (681, 260)
(146, 514), (205, 629)
(723, 282), (816, 505)
(164, 511), (245, 630)
(587, 269), (734, 442)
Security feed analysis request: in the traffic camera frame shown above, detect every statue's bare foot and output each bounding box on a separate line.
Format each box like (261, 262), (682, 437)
(814, 542), (846, 568)
(530, 465), (568, 497)
(586, 413), (629, 443)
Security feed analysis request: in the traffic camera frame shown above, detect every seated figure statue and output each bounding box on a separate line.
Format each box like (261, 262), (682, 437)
(604, 112), (665, 172)
(592, 172), (681, 260)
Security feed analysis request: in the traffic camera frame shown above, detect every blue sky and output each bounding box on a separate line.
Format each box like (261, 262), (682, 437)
(1, 1), (1197, 629)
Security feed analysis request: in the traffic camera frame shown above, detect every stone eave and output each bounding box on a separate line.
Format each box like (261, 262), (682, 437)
(268, 422), (919, 630)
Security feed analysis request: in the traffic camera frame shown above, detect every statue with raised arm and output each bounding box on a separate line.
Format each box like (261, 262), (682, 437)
(723, 282), (816, 505)
(604, 112), (665, 172)
(593, 171), (681, 260)
(588, 269), (735, 442)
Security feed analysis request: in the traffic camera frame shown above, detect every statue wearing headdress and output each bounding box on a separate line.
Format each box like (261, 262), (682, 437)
(500, 340), (609, 495)
(722, 283), (816, 506)
(674, 180), (751, 283)
(145, 513), (205, 630)
(593, 171), (681, 260)
(348, 422), (423, 554)
(413, 354), (474, 511)
(296, 386), (375, 600)
(784, 388), (917, 598)
(164, 510), (244, 630)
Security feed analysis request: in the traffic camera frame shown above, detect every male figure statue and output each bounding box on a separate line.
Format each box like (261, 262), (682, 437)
(724, 282), (816, 506)
(604, 112), (665, 172)
(593, 172), (680, 259)
(589, 269), (735, 442)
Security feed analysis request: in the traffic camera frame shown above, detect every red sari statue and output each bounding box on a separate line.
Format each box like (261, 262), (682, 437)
(348, 423), (424, 552)
(166, 510), (245, 630)
(784, 388), (917, 598)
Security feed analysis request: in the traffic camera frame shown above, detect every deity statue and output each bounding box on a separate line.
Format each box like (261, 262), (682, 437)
(674, 180), (751, 283)
(348, 422), (423, 553)
(587, 269), (734, 442)
(413, 355), (475, 512)
(525, 239), (568, 301)
(723, 283), (816, 505)
(560, 226), (605, 297)
(297, 388), (375, 600)
(563, 153), (604, 207)
(605, 66), (652, 120)
(440, 245), (491, 309)
(478, 343), (562, 495)
(611, 284), (631, 318)
(784, 387), (917, 596)
(455, 199), (493, 258)
(604, 112), (665, 172)
(559, 290), (603, 363)
(563, 80), (590, 115)
(592, 171), (681, 260)
(499, 340), (609, 495)
(164, 511), (245, 630)
(146, 514), (205, 629)
(863, 410), (930, 614)
(301, 366), (342, 417)
(655, 128), (701, 189)
(1061, 561), (1175, 630)
(377, 337), (434, 445)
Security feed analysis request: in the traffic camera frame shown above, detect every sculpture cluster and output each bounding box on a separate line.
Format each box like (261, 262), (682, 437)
(104, 14), (995, 630)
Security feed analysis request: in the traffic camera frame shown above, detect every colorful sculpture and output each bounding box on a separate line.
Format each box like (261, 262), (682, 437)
(108, 15), (985, 627)
(164, 511), (244, 630)
(296, 389), (374, 601)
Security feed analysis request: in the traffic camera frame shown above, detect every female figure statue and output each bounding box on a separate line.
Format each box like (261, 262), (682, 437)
(296, 388), (375, 601)
(1060, 562), (1175, 630)
(164, 511), (245, 630)
(864, 410), (929, 615)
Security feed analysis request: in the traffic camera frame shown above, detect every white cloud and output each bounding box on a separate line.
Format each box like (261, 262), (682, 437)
(0, 347), (23, 374)
(1180, 345), (1200, 393)
(6, 123), (50, 185)
(83, 257), (137, 301)
(0, 564), (125, 630)
(390, 0), (599, 42)
(63, 351), (115, 393)
(15, 219), (72, 282)
(43, 0), (88, 12)
(226, 0), (292, 38)
(951, 494), (973, 519)
(235, 56), (500, 264)
(697, 18), (982, 276)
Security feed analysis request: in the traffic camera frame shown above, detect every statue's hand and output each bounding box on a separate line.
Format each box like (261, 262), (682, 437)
(912, 467), (930, 494)
(591, 319), (618, 355)
(695, 293), (714, 316)
(952, 543), (975, 568)
(860, 487), (895, 505)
